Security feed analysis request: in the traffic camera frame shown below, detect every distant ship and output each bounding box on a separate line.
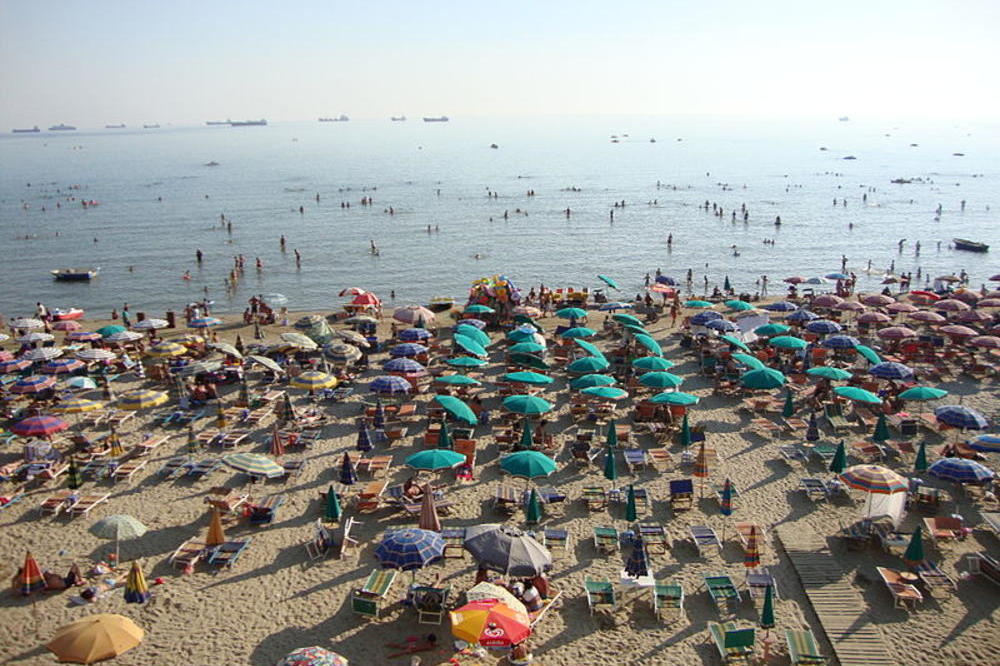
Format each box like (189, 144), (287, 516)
(52, 267), (100, 281)
(105, 123), (126, 129)
(12, 126), (40, 133)
(953, 238), (988, 253)
(838, 116), (850, 121)
(49, 123), (76, 131)
(229, 119), (267, 126)
(319, 115), (349, 122)
(206, 120), (229, 126)
(391, 115), (407, 122)
(423, 116), (449, 122)
(143, 124), (160, 129)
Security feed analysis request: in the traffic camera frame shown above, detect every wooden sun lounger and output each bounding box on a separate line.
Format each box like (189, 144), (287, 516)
(690, 525), (722, 557)
(159, 455), (193, 479)
(876, 566), (923, 610)
(249, 493), (286, 525)
(170, 538), (208, 570)
(638, 523), (671, 553)
(68, 492), (110, 517)
(207, 538), (253, 568)
(750, 418), (783, 437)
(204, 487), (250, 514)
(219, 429), (251, 448)
(582, 485), (608, 511)
(356, 455), (393, 477)
(112, 460), (147, 483)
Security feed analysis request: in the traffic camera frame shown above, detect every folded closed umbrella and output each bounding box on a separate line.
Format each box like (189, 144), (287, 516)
(124, 560), (151, 604)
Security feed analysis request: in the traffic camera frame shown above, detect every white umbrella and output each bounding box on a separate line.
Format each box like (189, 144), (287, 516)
(105, 331), (145, 343)
(248, 354), (284, 374)
(10, 318), (43, 329)
(279, 332), (319, 350)
(18, 332), (54, 343)
(132, 319), (168, 330)
(21, 347), (64, 361)
(77, 349), (118, 361)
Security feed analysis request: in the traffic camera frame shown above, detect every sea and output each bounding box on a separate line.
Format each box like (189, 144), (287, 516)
(1, 115), (997, 319)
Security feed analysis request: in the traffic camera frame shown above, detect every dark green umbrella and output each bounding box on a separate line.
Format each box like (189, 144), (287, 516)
(570, 374), (617, 390)
(325, 484), (342, 522)
(632, 356), (674, 371)
(638, 371), (684, 389)
(606, 418), (618, 449)
(724, 276), (732, 292)
(438, 420), (453, 449)
(625, 484), (637, 522)
(873, 412), (890, 442)
(567, 356), (610, 374)
(914, 441), (928, 472)
(649, 391), (699, 406)
(759, 583), (775, 631)
(612, 313), (643, 327)
(573, 338), (605, 358)
(855, 344), (881, 365)
(434, 395), (479, 425)
(525, 488), (542, 523)
(782, 390), (795, 419)
(603, 444), (618, 487)
(633, 334), (662, 356)
(555, 307), (588, 320)
(519, 421), (534, 450)
(66, 458), (82, 490)
(903, 526), (924, 564)
(731, 353), (765, 370)
(829, 440), (847, 474)
(502, 371), (553, 386)
(508, 353), (550, 371)
(755, 323), (790, 337)
(806, 366), (852, 381)
(679, 413), (691, 447)
(741, 368), (786, 390)
(719, 335), (751, 352)
(899, 386), (948, 401)
(502, 395), (554, 415)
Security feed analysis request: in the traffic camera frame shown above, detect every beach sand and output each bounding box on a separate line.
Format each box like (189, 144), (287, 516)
(0, 308), (998, 665)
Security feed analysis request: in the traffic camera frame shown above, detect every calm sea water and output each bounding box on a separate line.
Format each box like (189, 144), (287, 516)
(1, 116), (997, 318)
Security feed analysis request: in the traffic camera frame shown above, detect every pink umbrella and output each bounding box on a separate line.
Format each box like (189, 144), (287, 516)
(978, 298), (1000, 308)
(940, 324), (978, 337)
(393, 305), (436, 324)
(861, 294), (895, 306)
(950, 290), (980, 304)
(935, 299), (970, 312)
(836, 301), (866, 312)
(970, 336), (1000, 350)
(887, 302), (918, 313)
(783, 276), (806, 284)
(858, 312), (892, 324)
(813, 295), (843, 308)
(908, 311), (946, 323)
(876, 326), (917, 340)
(339, 286), (368, 297)
(51, 320), (81, 332)
(955, 310), (992, 323)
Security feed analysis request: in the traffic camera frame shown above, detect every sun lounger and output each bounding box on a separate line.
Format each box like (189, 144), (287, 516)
(923, 516), (965, 545)
(703, 575), (741, 614)
(356, 480), (388, 513)
(159, 455), (193, 479)
(623, 448), (648, 472)
(442, 527), (466, 559)
(914, 560), (956, 596)
(806, 444), (837, 464)
(750, 417), (783, 438)
(338, 516), (361, 559)
(824, 403), (850, 433)
(966, 552), (1000, 587)
(188, 458), (222, 479)
(207, 538), (253, 568)
(34, 460), (69, 480)
(799, 477), (829, 501)
(875, 566), (923, 610)
(593, 526), (620, 553)
(582, 485), (608, 511)
(249, 493), (286, 526)
(353, 568), (398, 620)
(979, 512), (1000, 536)
(39, 489), (75, 516)
(204, 487), (250, 514)
(280, 459), (306, 480)
(134, 435), (169, 456)
(653, 580), (685, 623)
(170, 538), (208, 570)
(745, 568), (779, 602)
(413, 585), (451, 625)
(669, 478), (694, 511)
(648, 448), (674, 471)
(356, 455), (393, 478)
(638, 523), (671, 553)
(689, 525), (723, 557)
(0, 491), (26, 511)
(543, 528), (570, 557)
(583, 577), (616, 616)
(779, 445), (807, 466)
(708, 621), (755, 664)
(493, 484), (519, 514)
(785, 628), (828, 665)
(112, 460), (147, 483)
(219, 429), (251, 448)
(305, 520), (336, 561)
(68, 492), (110, 517)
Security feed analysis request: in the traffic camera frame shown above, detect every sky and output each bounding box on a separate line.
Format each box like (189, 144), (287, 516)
(1, 0), (999, 127)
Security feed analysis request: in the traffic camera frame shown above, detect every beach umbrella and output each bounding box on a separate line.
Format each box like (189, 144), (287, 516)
(633, 334), (663, 356)
(466, 582), (527, 613)
(21, 347), (63, 362)
(123, 560), (150, 604)
(873, 413), (891, 442)
(909, 310), (947, 324)
(806, 366), (852, 381)
(870, 362), (914, 381)
(434, 394), (479, 425)
(246, 354), (284, 375)
(638, 371), (683, 389)
(291, 370), (339, 391)
(632, 356), (673, 371)
(464, 304), (495, 315)
(278, 647), (349, 666)
(446, 355), (488, 369)
(525, 488), (542, 523)
(693, 441), (709, 480)
(323, 342), (362, 364)
(556, 307), (588, 320)
(394, 305), (436, 325)
(598, 274), (619, 289)
(456, 324), (490, 347)
(65, 376), (98, 390)
(769, 335), (807, 350)
(859, 312), (892, 324)
(389, 342), (429, 358)
(108, 430), (125, 457)
(955, 310), (993, 323)
(935, 299), (970, 312)
(914, 441), (928, 472)
(903, 527), (925, 565)
(502, 394), (553, 415)
(806, 413), (820, 441)
(451, 599), (531, 648)
(189, 316), (222, 328)
(503, 371), (553, 386)
(355, 422), (373, 452)
(223, 453), (285, 478)
(383, 357), (427, 377)
(762, 301), (798, 312)
(605, 418), (619, 450)
(724, 299), (752, 312)
(649, 391), (699, 406)
(968, 434), (1000, 453)
(325, 485), (342, 522)
(834, 386), (882, 404)
(786, 309), (820, 322)
(368, 375), (412, 395)
(861, 294), (895, 307)
(624, 483), (638, 522)
(90, 514), (148, 563)
(66, 330), (102, 342)
(507, 341), (545, 355)
(928, 458), (994, 484)
(759, 583), (775, 632)
(813, 294), (844, 307)
(131, 318), (168, 331)
(118, 389), (169, 410)
(453, 334), (488, 358)
(855, 344), (881, 365)
(829, 440), (847, 474)
(679, 413), (692, 447)
(66, 458), (82, 489)
(500, 450), (557, 479)
(434, 374), (481, 388)
(686, 300), (713, 308)
(41, 358), (85, 374)
(744, 525), (761, 569)
(375, 528), (444, 572)
(876, 326), (917, 340)
(838, 465), (907, 494)
(519, 420), (535, 450)
(573, 339), (604, 358)
(691, 311), (723, 326)
(405, 448), (466, 471)
(970, 335), (1000, 349)
(718, 335), (750, 352)
(278, 393), (297, 425)
(0, 358), (32, 373)
(333, 329), (369, 348)
(186, 427), (198, 455)
(339, 452), (357, 486)
(567, 355), (610, 374)
(399, 327), (432, 342)
(507, 353), (549, 371)
(506, 326), (540, 343)
(173, 333), (205, 346)
(47, 614), (144, 664)
(755, 323), (790, 337)
(560, 327), (597, 340)
(12, 415), (69, 438)
(741, 368), (786, 390)
(806, 319), (842, 335)
(613, 313), (643, 327)
(104, 330), (144, 344)
(419, 484), (442, 532)
(570, 373), (617, 389)
(10, 374), (56, 393)
(582, 386), (628, 400)
(599, 301), (632, 311)
(18, 551), (45, 596)
(623, 532), (649, 579)
(782, 390), (795, 418)
(95, 325), (126, 338)
(464, 523), (552, 576)
(934, 405), (989, 430)
(728, 353), (763, 370)
(11, 317), (44, 330)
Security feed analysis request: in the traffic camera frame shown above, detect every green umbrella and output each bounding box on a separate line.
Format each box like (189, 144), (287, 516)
(719, 335), (750, 352)
(560, 327), (596, 339)
(514, 314), (541, 328)
(759, 583), (775, 631)
(434, 395), (478, 425)
(508, 342), (545, 354)
(638, 372), (683, 389)
(903, 527), (924, 564)
(632, 356), (674, 371)
(464, 304), (495, 314)
(325, 484), (342, 522)
(914, 441), (928, 473)
(89, 514), (148, 563)
(686, 300), (712, 308)
(502, 395), (554, 415)
(724, 276), (732, 292)
(446, 356), (488, 368)
(453, 334), (488, 358)
(573, 339), (605, 358)
(606, 419), (619, 449)
(570, 374), (617, 389)
(66, 458), (82, 490)
(96, 325), (127, 338)
(555, 307), (587, 320)
(455, 325), (490, 347)
(633, 334), (663, 356)
(649, 391), (699, 406)
(438, 420), (454, 449)
(581, 386), (628, 400)
(834, 386), (882, 404)
(770, 335), (807, 350)
(502, 371), (553, 386)
(567, 356), (610, 374)
(873, 412), (890, 442)
(500, 450), (557, 478)
(741, 368), (786, 390)
(855, 344), (881, 365)
(508, 353), (550, 370)
(755, 323), (790, 337)
(899, 386), (949, 401)
(603, 444), (618, 486)
(679, 413), (691, 447)
(726, 300), (754, 312)
(526, 488), (543, 523)
(597, 274), (619, 290)
(507, 328), (539, 343)
(625, 484), (637, 522)
(806, 366), (852, 381)
(731, 353), (765, 370)
(829, 440), (847, 474)
(434, 374), (481, 386)
(623, 324), (648, 336)
(782, 390), (795, 419)
(405, 448), (466, 470)
(612, 313), (643, 327)
(519, 420), (535, 450)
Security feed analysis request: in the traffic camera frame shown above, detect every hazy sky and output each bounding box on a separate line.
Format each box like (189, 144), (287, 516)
(2, 0), (998, 127)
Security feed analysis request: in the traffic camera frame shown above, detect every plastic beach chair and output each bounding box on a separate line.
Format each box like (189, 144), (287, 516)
(707, 621), (755, 663)
(785, 628), (828, 665)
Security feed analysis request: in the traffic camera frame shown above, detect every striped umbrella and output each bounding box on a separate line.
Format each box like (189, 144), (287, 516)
(174, 333), (205, 345)
(393, 305), (436, 324)
(270, 424), (284, 457)
(356, 422), (373, 452)
(399, 327), (432, 341)
(806, 413), (820, 442)
(970, 335), (1000, 350)
(18, 331), (54, 343)
(290, 371), (338, 391)
(279, 393), (297, 424)
(206, 507), (226, 547)
(720, 478), (734, 516)
(0, 359), (31, 373)
(383, 358), (427, 377)
(10, 375), (56, 393)
(375, 528), (444, 571)
(278, 647), (349, 666)
(743, 525), (761, 569)
(187, 427), (199, 455)
(339, 452), (357, 485)
(21, 347), (63, 361)
(19, 551), (45, 596)
(934, 405), (989, 430)
(968, 434), (1000, 453)
(786, 309), (819, 322)
(693, 442), (710, 479)
(0, 351), (12, 363)
(105, 331), (144, 344)
(838, 465), (907, 494)
(108, 431), (125, 458)
(928, 458), (994, 484)
(223, 453), (285, 478)
(76, 348), (118, 362)
(369, 375), (412, 395)
(876, 326), (918, 340)
(41, 358), (85, 374)
(624, 533), (650, 578)
(11, 317), (44, 329)
(66, 458), (82, 489)
(189, 316), (222, 328)
(390, 342), (429, 358)
(146, 342), (187, 358)
(132, 318), (168, 330)
(66, 331), (102, 342)
(123, 561), (151, 604)
(12, 415), (69, 438)
(216, 402), (228, 429)
(805, 319), (842, 335)
(869, 362), (914, 381)
(118, 389), (169, 410)
(324, 342), (362, 364)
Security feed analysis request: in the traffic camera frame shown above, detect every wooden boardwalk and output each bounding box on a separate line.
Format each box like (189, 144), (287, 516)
(775, 526), (897, 666)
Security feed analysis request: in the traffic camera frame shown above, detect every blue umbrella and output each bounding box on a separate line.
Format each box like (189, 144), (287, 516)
(823, 335), (860, 349)
(805, 319), (842, 335)
(459, 318), (487, 329)
(786, 309), (820, 322)
(623, 534), (649, 579)
(357, 422), (373, 452)
(928, 458), (994, 484)
(691, 311), (724, 326)
(374, 529), (445, 571)
(369, 375), (413, 395)
(762, 301), (798, 312)
(869, 362), (914, 381)
(706, 319), (739, 332)
(399, 328), (432, 341)
(339, 452), (357, 485)
(598, 302), (632, 311)
(390, 343), (428, 358)
(968, 434), (1000, 453)
(825, 272), (850, 280)
(383, 357), (426, 374)
(806, 413), (820, 441)
(934, 405), (989, 430)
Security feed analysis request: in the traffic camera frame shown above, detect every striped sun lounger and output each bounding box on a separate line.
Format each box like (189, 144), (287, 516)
(785, 628), (827, 664)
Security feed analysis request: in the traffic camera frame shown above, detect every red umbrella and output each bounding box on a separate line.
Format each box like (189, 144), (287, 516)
(351, 293), (381, 306)
(51, 320), (81, 332)
(908, 311), (946, 323)
(13, 415), (70, 438)
(861, 294), (895, 306)
(909, 290), (940, 301)
(858, 312), (892, 323)
(19, 551), (46, 596)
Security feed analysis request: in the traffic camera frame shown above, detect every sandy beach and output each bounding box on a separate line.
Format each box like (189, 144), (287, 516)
(1, 290), (998, 666)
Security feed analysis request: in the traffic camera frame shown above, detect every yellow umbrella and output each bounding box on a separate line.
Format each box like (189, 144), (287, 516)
(124, 560), (151, 603)
(289, 370), (338, 391)
(205, 507), (226, 547)
(172, 334), (204, 346)
(118, 389), (169, 410)
(47, 614), (144, 664)
(146, 342), (186, 358)
(51, 398), (105, 414)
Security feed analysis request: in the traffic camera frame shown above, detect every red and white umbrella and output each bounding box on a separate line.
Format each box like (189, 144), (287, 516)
(940, 325), (978, 338)
(836, 301), (865, 312)
(908, 311), (946, 323)
(886, 302), (918, 314)
(52, 320), (81, 332)
(858, 312), (891, 324)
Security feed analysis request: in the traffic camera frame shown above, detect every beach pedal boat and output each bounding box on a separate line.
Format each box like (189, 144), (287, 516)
(593, 526), (620, 553)
(39, 489), (76, 516)
(112, 460), (147, 483)
(249, 493), (286, 526)
(623, 448), (648, 472)
(68, 492), (110, 517)
(188, 458), (222, 479)
(875, 566), (923, 610)
(707, 621), (755, 663)
(582, 485), (608, 511)
(170, 538), (208, 570)
(914, 560), (956, 596)
(703, 575), (741, 614)
(637, 523), (671, 553)
(583, 577), (617, 616)
(785, 628), (828, 665)
(778, 445), (807, 466)
(669, 478), (695, 511)
(441, 527), (466, 559)
(352, 568), (398, 620)
(744, 568), (779, 602)
(689, 525), (723, 557)
(207, 537), (253, 568)
(159, 455), (193, 479)
(648, 448), (674, 470)
(652, 580), (685, 623)
(542, 528), (570, 556)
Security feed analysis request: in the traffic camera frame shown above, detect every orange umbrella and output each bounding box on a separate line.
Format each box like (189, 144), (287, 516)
(418, 484), (441, 532)
(270, 423), (285, 458)
(205, 507), (226, 547)
(47, 614), (144, 664)
(19, 550), (45, 596)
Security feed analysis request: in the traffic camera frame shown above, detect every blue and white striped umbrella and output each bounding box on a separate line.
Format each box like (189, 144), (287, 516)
(189, 317), (222, 328)
(389, 343), (428, 358)
(598, 301), (633, 311)
(823, 335), (860, 349)
(356, 422), (373, 452)
(786, 309), (820, 322)
(41, 358), (85, 374)
(369, 375), (412, 395)
(457, 318), (487, 330)
(691, 311), (723, 326)
(375, 529), (445, 571)
(805, 319), (842, 334)
(934, 405), (989, 430)
(10, 375), (56, 393)
(399, 328), (432, 341)
(928, 458), (995, 483)
(762, 301), (798, 312)
(706, 319), (738, 332)
(383, 357), (427, 375)
(968, 434), (1000, 453)
(869, 362), (914, 381)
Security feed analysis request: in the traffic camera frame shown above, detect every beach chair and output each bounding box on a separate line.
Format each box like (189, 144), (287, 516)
(799, 478), (830, 502)
(875, 566), (923, 610)
(648, 448), (674, 471)
(981, 512), (1000, 537)
(652, 580), (685, 623)
(806, 444), (837, 464)
(305, 520), (335, 560)
(112, 460), (147, 483)
(707, 621), (755, 664)
(689, 525), (722, 557)
(39, 489), (75, 516)
(159, 455), (192, 479)
(583, 578), (616, 616)
(337, 516), (361, 559)
(582, 485), (608, 511)
(188, 458), (222, 480)
(170, 538), (208, 570)
(543, 528), (570, 557)
(353, 568), (398, 620)
(68, 492), (110, 517)
(219, 429), (251, 448)
(745, 568), (779, 602)
(204, 486), (250, 514)
(923, 516), (965, 545)
(623, 448), (648, 473)
(703, 575), (741, 614)
(779, 445), (808, 466)
(669, 478), (694, 511)
(494, 484), (519, 514)
(413, 585), (451, 624)
(207, 537), (253, 568)
(593, 526), (620, 553)
(134, 435), (169, 456)
(356, 455), (393, 478)
(785, 628), (828, 665)
(281, 458), (306, 480)
(442, 527), (466, 559)
(965, 552), (1000, 587)
(637, 523), (671, 553)
(750, 418), (783, 438)
(248, 493), (286, 526)
(913, 560), (956, 597)
(823, 403), (850, 433)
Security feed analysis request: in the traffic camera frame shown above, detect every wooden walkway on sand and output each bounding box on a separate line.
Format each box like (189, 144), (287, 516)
(775, 526), (897, 666)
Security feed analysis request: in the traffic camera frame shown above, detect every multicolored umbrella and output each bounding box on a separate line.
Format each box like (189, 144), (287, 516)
(450, 599), (531, 648)
(124, 560), (151, 604)
(10, 375), (57, 394)
(12, 415), (69, 438)
(189, 316), (222, 328)
(19, 550), (45, 596)
(223, 453), (285, 478)
(838, 465), (907, 494)
(928, 458), (994, 484)
(41, 358), (85, 374)
(693, 442), (710, 479)
(118, 389), (169, 410)
(290, 370), (338, 391)
(277, 647), (349, 666)
(66, 458), (82, 489)
(0, 358), (32, 373)
(744, 525), (761, 569)
(719, 478), (734, 516)
(375, 528), (444, 571)
(968, 434), (1000, 453)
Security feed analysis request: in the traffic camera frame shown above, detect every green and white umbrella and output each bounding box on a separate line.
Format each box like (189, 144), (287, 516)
(223, 453), (285, 478)
(89, 514), (148, 563)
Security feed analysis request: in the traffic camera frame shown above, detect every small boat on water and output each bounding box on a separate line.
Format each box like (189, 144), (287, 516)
(423, 116), (449, 122)
(49, 123), (76, 131)
(391, 115), (407, 121)
(105, 123), (126, 129)
(51, 308), (85, 321)
(51, 267), (100, 281)
(143, 124), (160, 129)
(953, 238), (989, 253)
(230, 119), (267, 127)
(429, 296), (456, 312)
(206, 120), (228, 126)
(319, 115), (349, 122)
(12, 126), (40, 133)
